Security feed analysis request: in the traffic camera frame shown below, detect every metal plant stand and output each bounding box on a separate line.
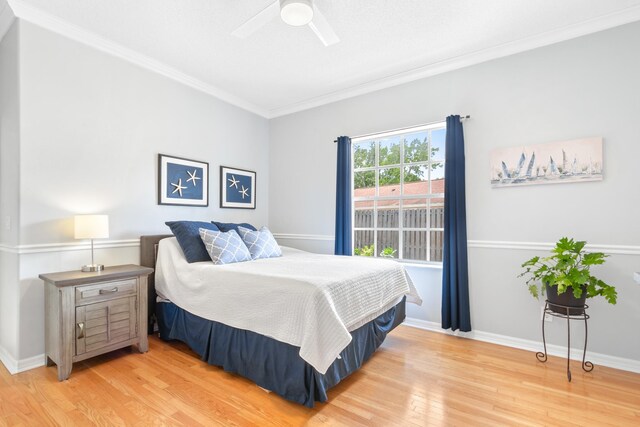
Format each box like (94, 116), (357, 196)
(536, 301), (594, 381)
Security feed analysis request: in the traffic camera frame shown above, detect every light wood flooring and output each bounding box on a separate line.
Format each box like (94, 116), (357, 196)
(1, 325), (639, 426)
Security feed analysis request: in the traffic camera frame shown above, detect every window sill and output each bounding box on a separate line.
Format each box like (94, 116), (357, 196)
(352, 255), (443, 269)
(397, 260), (443, 269)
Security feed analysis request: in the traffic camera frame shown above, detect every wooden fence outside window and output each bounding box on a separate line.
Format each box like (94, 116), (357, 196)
(354, 207), (444, 262)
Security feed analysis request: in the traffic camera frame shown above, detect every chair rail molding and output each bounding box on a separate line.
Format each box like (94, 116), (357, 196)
(272, 234), (640, 256)
(467, 240), (640, 256)
(2, 236), (638, 256)
(0, 239), (140, 254)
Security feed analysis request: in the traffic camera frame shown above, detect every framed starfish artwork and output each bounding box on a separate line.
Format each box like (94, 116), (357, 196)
(220, 166), (256, 209)
(158, 154), (209, 206)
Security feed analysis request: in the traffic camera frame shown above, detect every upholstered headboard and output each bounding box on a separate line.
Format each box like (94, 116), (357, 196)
(140, 234), (172, 334)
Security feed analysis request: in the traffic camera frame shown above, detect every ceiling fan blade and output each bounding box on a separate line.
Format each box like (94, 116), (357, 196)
(232, 1), (280, 39)
(308, 5), (339, 46)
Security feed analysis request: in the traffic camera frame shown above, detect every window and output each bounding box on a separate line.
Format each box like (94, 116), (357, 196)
(352, 123), (446, 263)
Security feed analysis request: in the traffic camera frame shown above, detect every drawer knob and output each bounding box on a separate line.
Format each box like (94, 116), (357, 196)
(99, 287), (119, 294)
(77, 322), (85, 339)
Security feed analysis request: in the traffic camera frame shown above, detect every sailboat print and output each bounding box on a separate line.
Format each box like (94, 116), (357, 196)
(490, 137), (603, 187)
(548, 156), (559, 175)
(513, 152), (526, 178)
(525, 152), (536, 178)
(501, 161), (511, 179)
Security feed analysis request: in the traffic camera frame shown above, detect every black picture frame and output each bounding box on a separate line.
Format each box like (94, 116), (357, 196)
(220, 166), (256, 209)
(158, 154), (209, 207)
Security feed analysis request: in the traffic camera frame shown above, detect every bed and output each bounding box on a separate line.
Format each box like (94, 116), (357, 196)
(140, 234), (421, 407)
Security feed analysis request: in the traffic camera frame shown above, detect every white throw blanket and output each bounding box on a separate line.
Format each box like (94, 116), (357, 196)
(155, 237), (422, 374)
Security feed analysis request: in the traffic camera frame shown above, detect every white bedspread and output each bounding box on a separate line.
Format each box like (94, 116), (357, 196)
(155, 237), (422, 374)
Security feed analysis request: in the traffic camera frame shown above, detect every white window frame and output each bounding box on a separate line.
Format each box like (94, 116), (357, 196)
(351, 122), (446, 264)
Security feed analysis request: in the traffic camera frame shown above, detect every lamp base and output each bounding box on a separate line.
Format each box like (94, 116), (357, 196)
(81, 264), (104, 272)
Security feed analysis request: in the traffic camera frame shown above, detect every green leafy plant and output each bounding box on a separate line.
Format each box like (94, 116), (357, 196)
(379, 247), (397, 258)
(519, 237), (617, 304)
(354, 245), (374, 257)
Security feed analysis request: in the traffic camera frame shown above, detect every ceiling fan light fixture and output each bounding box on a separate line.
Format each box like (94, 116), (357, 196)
(280, 0), (314, 27)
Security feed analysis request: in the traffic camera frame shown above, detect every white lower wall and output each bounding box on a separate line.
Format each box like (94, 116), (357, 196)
(0, 242), (140, 373)
(276, 234), (640, 373)
(0, 251), (19, 371)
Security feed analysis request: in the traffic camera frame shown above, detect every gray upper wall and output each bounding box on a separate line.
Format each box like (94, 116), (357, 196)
(269, 21), (640, 246)
(268, 21), (640, 361)
(0, 20), (19, 247)
(18, 21), (270, 245)
(0, 20), (20, 363)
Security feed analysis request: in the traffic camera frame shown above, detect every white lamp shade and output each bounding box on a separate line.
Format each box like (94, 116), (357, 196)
(74, 215), (109, 239)
(280, 0), (313, 26)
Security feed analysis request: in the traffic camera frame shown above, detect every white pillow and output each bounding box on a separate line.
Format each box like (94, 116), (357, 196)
(237, 226), (282, 260)
(198, 228), (251, 265)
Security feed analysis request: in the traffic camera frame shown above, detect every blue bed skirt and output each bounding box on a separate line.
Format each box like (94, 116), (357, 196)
(157, 298), (405, 407)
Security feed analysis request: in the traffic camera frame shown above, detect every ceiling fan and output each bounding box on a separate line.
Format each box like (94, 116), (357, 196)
(232, 0), (340, 47)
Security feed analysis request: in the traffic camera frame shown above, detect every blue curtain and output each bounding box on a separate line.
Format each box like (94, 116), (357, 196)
(334, 136), (352, 255)
(442, 115), (471, 332)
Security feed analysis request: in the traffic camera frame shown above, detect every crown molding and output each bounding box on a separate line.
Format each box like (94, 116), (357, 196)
(0, 0), (15, 41)
(6, 0), (270, 118)
(267, 4), (640, 118)
(5, 1), (640, 120)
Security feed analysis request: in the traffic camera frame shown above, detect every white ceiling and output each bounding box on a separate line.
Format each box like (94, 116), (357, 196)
(6, 0), (640, 117)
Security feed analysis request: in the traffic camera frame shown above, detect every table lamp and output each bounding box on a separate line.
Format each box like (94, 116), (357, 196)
(74, 214), (109, 272)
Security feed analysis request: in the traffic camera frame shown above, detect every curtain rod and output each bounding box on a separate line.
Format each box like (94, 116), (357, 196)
(334, 115), (470, 143)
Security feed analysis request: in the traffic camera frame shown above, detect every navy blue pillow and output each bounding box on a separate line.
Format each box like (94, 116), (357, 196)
(212, 221), (257, 234)
(165, 221), (220, 263)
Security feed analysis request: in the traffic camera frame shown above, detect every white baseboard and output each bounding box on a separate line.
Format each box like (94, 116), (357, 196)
(403, 317), (640, 374)
(17, 353), (45, 372)
(0, 345), (45, 374)
(0, 344), (17, 374)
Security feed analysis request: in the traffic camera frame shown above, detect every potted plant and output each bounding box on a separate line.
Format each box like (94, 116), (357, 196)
(519, 237), (617, 315)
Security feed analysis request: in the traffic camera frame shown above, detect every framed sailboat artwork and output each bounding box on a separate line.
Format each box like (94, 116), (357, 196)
(490, 137), (603, 188)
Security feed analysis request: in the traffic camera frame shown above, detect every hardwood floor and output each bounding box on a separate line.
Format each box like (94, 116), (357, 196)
(1, 325), (639, 426)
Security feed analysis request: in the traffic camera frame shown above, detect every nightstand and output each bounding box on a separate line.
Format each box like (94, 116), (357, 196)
(40, 264), (154, 381)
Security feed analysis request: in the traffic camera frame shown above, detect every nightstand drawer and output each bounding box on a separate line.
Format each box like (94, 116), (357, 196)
(75, 279), (137, 305)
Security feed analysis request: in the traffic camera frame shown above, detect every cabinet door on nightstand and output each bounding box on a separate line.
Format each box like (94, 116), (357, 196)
(75, 296), (138, 355)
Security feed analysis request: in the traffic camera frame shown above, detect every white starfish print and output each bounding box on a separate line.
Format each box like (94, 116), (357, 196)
(186, 170), (200, 186)
(171, 179), (187, 197)
(228, 175), (239, 189)
(239, 185), (249, 199)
